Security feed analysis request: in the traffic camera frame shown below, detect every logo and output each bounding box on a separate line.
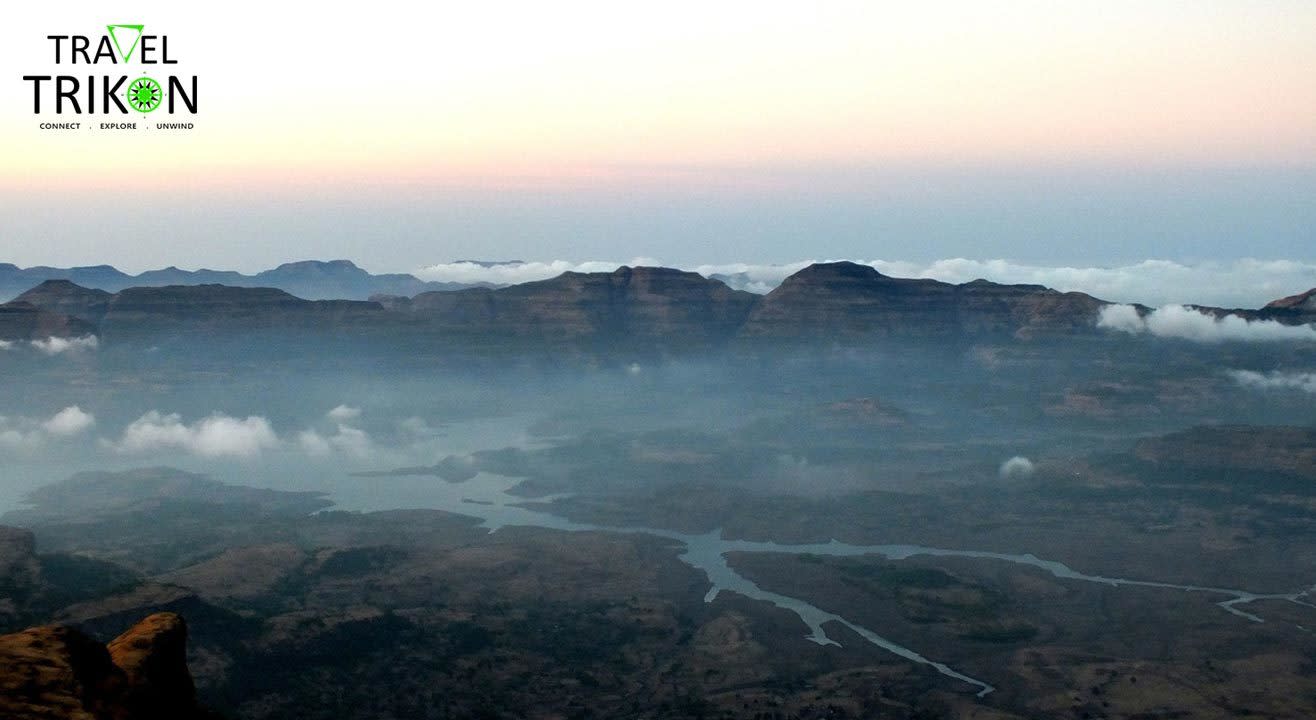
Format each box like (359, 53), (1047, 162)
(21, 23), (199, 131)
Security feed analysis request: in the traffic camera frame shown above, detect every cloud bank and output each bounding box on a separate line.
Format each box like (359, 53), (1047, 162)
(1099, 304), (1316, 342)
(30, 335), (99, 355)
(1228, 370), (1316, 395)
(42, 406), (95, 436)
(0, 406), (96, 450)
(298, 406), (374, 458)
(416, 258), (1316, 308)
(110, 411), (280, 458)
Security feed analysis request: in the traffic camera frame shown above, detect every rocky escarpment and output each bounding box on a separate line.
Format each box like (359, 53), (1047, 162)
(0, 612), (207, 720)
(21, 262), (1311, 356)
(95, 284), (388, 344)
(390, 265), (760, 354)
(738, 261), (1107, 341)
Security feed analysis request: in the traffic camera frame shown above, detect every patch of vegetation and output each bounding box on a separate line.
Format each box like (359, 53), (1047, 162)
(958, 622), (1038, 643)
(36, 552), (141, 608)
(318, 546), (410, 577)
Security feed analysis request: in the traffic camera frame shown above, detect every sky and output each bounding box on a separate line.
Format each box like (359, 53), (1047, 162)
(0, 1), (1313, 278)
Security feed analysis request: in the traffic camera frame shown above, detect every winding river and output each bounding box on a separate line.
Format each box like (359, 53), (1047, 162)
(371, 471), (1315, 699)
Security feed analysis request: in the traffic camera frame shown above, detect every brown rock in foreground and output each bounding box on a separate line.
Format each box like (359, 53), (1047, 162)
(0, 612), (206, 720)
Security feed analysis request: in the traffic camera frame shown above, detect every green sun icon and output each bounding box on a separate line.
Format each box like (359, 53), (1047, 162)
(126, 77), (163, 113)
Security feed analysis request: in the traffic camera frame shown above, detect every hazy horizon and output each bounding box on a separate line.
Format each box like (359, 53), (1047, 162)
(2, 2), (1312, 274)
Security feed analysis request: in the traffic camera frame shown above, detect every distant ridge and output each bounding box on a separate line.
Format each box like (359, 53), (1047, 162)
(0, 260), (489, 302)
(3, 261), (1311, 354)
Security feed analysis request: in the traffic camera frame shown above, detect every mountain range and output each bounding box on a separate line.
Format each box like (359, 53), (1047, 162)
(1, 261), (1312, 356)
(0, 260), (483, 303)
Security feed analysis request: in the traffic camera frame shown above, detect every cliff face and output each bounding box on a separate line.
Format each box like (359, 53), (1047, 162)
(403, 266), (760, 353)
(30, 261), (1305, 354)
(0, 612), (204, 720)
(738, 262), (1106, 341)
(95, 285), (388, 343)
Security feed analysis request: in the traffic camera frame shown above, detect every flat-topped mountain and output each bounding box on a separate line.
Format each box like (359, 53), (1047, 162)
(0, 260), (479, 302)
(385, 266), (760, 353)
(99, 284), (386, 341)
(739, 261), (1107, 340)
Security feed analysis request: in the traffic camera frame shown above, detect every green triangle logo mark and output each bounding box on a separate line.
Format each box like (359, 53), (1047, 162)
(106, 24), (144, 63)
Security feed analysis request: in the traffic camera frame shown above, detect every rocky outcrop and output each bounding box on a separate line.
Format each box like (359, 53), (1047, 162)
(0, 612), (205, 720)
(107, 613), (197, 718)
(738, 262), (1105, 341)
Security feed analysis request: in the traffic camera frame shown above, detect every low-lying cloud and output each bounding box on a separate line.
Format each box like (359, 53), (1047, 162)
(0, 406), (96, 450)
(109, 411), (280, 458)
(1099, 304), (1316, 343)
(1228, 370), (1316, 395)
(42, 405), (95, 436)
(30, 335), (99, 355)
(416, 258), (1316, 308)
(999, 456), (1036, 480)
(298, 406), (373, 458)
(326, 404), (361, 422)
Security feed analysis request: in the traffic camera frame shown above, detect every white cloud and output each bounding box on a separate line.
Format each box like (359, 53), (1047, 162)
(1228, 370), (1316, 395)
(414, 258), (1316, 308)
(0, 406), (97, 450)
(41, 406), (95, 436)
(399, 416), (437, 437)
(298, 424), (372, 458)
(326, 404), (361, 422)
(416, 260), (648, 286)
(999, 456), (1036, 480)
(1093, 304), (1145, 334)
(0, 423), (39, 450)
(30, 335), (99, 355)
(1099, 304), (1316, 342)
(0, 340), (13, 351)
(111, 411), (280, 458)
